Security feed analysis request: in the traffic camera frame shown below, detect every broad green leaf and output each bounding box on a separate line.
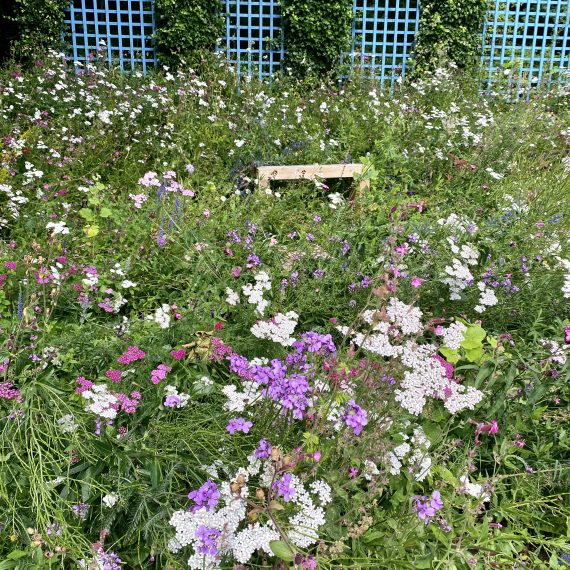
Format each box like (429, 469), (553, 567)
(269, 540), (294, 561)
(99, 207), (113, 218)
(465, 346), (483, 363)
(79, 207), (95, 221)
(439, 347), (460, 364)
(84, 224), (100, 237)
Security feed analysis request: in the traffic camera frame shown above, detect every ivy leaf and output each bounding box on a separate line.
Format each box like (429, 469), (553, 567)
(269, 540), (295, 561)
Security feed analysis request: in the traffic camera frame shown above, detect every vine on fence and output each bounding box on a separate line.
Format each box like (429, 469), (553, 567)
(413, 0), (489, 73)
(279, 0), (353, 77)
(153, 0), (224, 66)
(9, 0), (70, 61)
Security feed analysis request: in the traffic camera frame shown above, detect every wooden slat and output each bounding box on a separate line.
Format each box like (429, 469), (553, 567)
(257, 163), (369, 195)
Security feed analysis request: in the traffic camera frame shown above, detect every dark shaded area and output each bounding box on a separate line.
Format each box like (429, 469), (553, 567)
(0, 0), (19, 62)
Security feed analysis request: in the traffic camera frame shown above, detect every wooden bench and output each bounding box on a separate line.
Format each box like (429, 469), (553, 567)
(256, 163), (369, 197)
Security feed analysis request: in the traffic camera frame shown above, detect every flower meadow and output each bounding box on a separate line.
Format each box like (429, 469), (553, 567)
(0, 52), (569, 569)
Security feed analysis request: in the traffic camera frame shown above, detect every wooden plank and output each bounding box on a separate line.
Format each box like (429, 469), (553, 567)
(257, 163), (369, 196)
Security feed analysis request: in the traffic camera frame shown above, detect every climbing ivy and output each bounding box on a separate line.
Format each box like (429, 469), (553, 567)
(279, 0), (353, 77)
(9, 0), (69, 61)
(153, 0), (224, 66)
(413, 0), (489, 73)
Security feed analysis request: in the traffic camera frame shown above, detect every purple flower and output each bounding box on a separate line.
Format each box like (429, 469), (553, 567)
(188, 480), (220, 512)
(273, 473), (296, 502)
(226, 417), (253, 434)
(343, 400), (368, 435)
(412, 491), (444, 524)
(254, 439), (273, 459)
(164, 394), (181, 408)
(195, 525), (220, 556)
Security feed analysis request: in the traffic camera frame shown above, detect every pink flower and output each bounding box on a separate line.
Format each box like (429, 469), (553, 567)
(348, 467), (358, 478)
(395, 243), (410, 255)
(105, 369), (122, 383)
(170, 349), (186, 361)
(35, 267), (53, 284)
(410, 276), (424, 288)
(150, 364), (171, 385)
(231, 266), (242, 278)
(5, 261), (16, 270)
(117, 346), (146, 365)
(311, 451), (321, 462)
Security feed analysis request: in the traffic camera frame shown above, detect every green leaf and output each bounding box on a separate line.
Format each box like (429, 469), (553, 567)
(465, 346), (483, 363)
(79, 207), (95, 221)
(460, 325), (486, 349)
(84, 225), (100, 238)
(439, 347), (460, 364)
(269, 540), (295, 561)
(6, 551), (27, 560)
(99, 207), (113, 218)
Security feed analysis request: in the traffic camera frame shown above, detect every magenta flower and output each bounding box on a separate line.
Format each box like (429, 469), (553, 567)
(150, 364), (171, 385)
(226, 417), (253, 434)
(105, 369), (122, 383)
(410, 276), (424, 288)
(170, 349), (186, 361)
(5, 261), (16, 270)
(117, 346), (146, 364)
(35, 267), (53, 284)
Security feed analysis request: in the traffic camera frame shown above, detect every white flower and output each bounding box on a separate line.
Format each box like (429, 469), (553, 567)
(46, 221), (69, 235)
(234, 139), (245, 147)
(102, 493), (118, 508)
(225, 287), (240, 306)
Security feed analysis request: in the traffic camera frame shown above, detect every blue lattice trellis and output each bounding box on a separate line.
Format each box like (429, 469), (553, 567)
(219, 0), (285, 80)
(64, 0), (157, 72)
(344, 0), (421, 86)
(482, 0), (570, 89)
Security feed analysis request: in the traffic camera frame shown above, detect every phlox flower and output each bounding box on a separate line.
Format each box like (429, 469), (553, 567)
(188, 480), (220, 512)
(226, 417), (253, 434)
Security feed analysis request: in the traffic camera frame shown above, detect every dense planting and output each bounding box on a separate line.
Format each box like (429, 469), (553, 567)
(0, 53), (569, 569)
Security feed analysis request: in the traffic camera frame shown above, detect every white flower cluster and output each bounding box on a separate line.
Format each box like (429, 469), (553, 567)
(339, 299), (484, 416)
(57, 414), (78, 434)
(147, 303), (171, 328)
(81, 384), (119, 419)
(225, 287), (240, 306)
(102, 493), (119, 508)
(169, 458), (330, 569)
(363, 459), (380, 481)
(441, 322), (467, 349)
(46, 220), (69, 236)
(540, 339), (568, 366)
(242, 271), (271, 316)
(437, 213), (477, 233)
(222, 382), (261, 412)
(474, 281), (499, 313)
(328, 192), (345, 209)
(0, 183), (29, 225)
(459, 475), (490, 502)
(387, 426), (432, 482)
(442, 258), (475, 300)
(250, 311), (299, 346)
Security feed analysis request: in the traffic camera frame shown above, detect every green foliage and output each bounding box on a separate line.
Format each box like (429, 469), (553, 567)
(153, 0), (224, 66)
(413, 0), (488, 73)
(10, 0), (69, 60)
(280, 0), (353, 77)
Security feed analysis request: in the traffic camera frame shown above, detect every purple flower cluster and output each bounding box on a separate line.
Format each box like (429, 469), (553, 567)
(188, 480), (220, 512)
(412, 490), (444, 524)
(343, 400), (368, 435)
(273, 472), (296, 502)
(226, 417), (253, 434)
(195, 525), (221, 556)
(0, 382), (21, 401)
(227, 332), (336, 420)
(95, 548), (123, 570)
(254, 438), (273, 459)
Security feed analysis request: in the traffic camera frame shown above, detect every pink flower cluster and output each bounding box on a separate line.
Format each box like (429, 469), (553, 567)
(0, 382), (22, 402)
(75, 376), (93, 394)
(117, 391), (141, 414)
(150, 364), (171, 385)
(170, 349), (186, 361)
(105, 369), (123, 383)
(117, 346), (146, 364)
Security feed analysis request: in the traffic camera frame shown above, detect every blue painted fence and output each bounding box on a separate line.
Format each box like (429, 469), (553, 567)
(63, 0), (157, 72)
(63, 0), (570, 88)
